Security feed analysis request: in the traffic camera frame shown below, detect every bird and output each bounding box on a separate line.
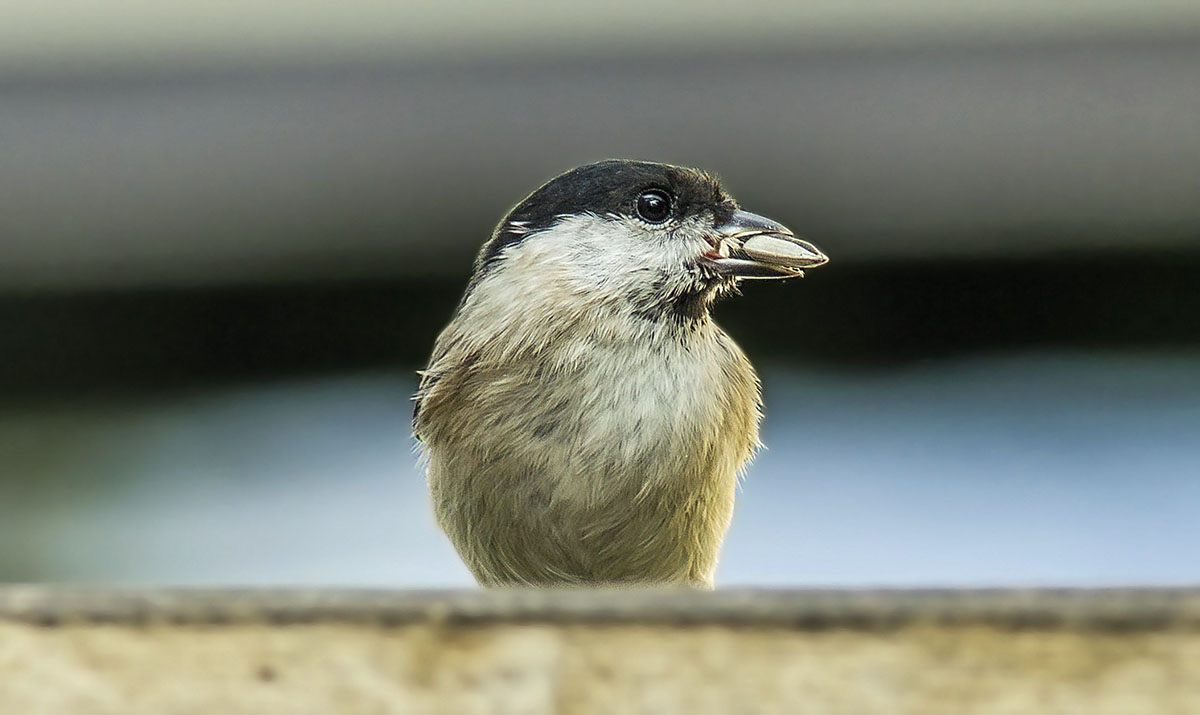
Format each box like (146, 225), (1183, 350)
(414, 159), (827, 588)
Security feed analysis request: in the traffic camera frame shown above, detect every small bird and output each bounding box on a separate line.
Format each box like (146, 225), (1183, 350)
(414, 160), (827, 588)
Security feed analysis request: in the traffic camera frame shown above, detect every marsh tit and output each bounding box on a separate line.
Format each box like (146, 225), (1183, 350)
(415, 160), (827, 587)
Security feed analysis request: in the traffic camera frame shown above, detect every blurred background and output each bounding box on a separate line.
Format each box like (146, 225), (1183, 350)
(2, 1), (1199, 586)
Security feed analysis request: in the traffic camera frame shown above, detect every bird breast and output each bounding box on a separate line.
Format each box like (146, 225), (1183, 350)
(417, 272), (762, 585)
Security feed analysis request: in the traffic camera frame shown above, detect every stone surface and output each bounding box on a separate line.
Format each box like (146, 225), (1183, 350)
(1, 588), (1198, 714)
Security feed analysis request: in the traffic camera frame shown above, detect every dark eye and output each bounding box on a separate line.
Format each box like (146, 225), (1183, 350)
(635, 190), (672, 224)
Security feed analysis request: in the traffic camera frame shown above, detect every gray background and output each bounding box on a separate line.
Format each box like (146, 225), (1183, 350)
(2, 2), (1198, 586)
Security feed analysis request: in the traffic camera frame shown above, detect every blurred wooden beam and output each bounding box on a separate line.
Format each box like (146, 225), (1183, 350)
(3, 35), (1199, 289)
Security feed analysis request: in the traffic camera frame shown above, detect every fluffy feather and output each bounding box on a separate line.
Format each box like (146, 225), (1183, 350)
(414, 160), (822, 588)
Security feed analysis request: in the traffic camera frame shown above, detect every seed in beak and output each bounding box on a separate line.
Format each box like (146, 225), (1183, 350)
(741, 234), (824, 267)
(702, 238), (732, 260)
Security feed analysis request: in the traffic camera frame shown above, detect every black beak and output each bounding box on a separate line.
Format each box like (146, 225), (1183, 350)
(701, 210), (828, 279)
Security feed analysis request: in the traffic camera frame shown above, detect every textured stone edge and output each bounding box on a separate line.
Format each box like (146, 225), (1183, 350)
(1, 587), (1199, 631)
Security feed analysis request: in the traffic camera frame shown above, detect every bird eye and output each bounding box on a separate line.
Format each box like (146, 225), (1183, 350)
(635, 190), (672, 224)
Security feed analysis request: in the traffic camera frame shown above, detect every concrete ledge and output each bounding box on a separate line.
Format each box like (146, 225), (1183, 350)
(4, 587), (1200, 629)
(2, 588), (1199, 713)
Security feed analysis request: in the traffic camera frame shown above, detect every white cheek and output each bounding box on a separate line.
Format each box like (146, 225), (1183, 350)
(538, 215), (693, 286)
(457, 213), (715, 350)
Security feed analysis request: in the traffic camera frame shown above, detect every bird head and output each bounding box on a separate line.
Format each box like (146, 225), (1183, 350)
(468, 160), (828, 322)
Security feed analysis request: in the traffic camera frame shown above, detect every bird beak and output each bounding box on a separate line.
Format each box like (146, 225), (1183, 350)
(701, 210), (828, 279)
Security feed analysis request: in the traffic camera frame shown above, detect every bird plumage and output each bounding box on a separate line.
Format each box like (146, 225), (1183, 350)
(414, 160), (826, 587)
